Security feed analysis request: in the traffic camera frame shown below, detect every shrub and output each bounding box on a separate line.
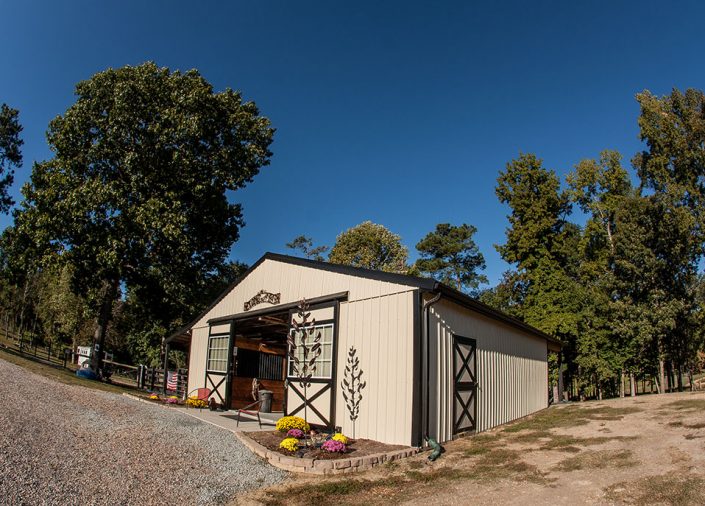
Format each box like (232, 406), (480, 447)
(164, 396), (179, 404)
(186, 398), (208, 409)
(322, 439), (347, 453)
(280, 437), (299, 452)
(332, 433), (349, 445)
(275, 416), (310, 433)
(287, 429), (305, 439)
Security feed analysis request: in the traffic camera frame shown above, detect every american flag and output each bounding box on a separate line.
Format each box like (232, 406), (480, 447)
(166, 371), (178, 391)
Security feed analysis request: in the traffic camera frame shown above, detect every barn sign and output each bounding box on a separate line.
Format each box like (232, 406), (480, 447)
(244, 290), (281, 311)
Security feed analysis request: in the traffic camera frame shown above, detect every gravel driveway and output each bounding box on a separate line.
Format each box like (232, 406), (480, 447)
(0, 357), (285, 505)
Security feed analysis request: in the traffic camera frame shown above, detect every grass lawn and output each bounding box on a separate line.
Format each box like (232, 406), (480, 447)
(0, 346), (137, 396)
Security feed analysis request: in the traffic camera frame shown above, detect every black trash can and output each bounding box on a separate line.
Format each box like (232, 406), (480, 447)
(259, 390), (273, 413)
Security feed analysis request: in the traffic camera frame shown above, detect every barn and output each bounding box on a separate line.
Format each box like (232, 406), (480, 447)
(170, 252), (561, 447)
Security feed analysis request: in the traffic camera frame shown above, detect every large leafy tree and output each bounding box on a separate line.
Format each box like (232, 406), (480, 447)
(286, 235), (329, 261)
(478, 270), (527, 317)
(495, 153), (585, 391)
(0, 103), (23, 214)
(13, 62), (274, 373)
(496, 153), (573, 271)
(567, 151), (635, 395)
(609, 195), (682, 393)
(34, 263), (92, 350)
(415, 223), (487, 294)
(632, 88), (705, 390)
(329, 221), (408, 272)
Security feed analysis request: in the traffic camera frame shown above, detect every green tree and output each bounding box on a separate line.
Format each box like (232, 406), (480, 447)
(567, 150), (635, 396)
(478, 270), (527, 318)
(496, 153), (572, 271)
(567, 150), (632, 257)
(415, 223), (487, 294)
(34, 263), (91, 350)
(329, 221), (409, 272)
(0, 103), (23, 213)
(632, 88), (705, 391)
(14, 62), (274, 374)
(286, 235), (329, 261)
(495, 153), (585, 394)
(609, 195), (679, 393)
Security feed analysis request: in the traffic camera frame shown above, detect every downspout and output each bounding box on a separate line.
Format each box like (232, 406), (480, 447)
(422, 289), (442, 443)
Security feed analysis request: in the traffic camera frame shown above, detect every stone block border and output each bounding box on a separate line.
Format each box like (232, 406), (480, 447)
(234, 432), (419, 475)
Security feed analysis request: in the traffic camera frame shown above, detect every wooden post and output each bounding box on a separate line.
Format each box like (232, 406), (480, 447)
(162, 343), (170, 395)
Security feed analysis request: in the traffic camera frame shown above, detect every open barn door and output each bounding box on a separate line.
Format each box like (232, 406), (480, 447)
(453, 335), (477, 435)
(285, 301), (338, 428)
(204, 323), (234, 407)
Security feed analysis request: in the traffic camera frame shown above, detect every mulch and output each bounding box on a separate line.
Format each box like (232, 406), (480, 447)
(245, 430), (408, 460)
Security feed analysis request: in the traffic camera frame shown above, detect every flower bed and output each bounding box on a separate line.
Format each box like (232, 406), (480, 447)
(246, 429), (407, 461)
(141, 393), (188, 407)
(238, 430), (417, 475)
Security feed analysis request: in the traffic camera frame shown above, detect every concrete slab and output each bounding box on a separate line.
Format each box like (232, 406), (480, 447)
(178, 407), (281, 433)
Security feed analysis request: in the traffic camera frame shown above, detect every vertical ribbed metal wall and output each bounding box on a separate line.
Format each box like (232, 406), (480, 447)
(428, 299), (548, 442)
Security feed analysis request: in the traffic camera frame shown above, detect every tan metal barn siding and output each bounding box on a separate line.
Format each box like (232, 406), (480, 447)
(188, 325), (209, 398)
(428, 298), (548, 442)
(187, 259), (413, 395)
(336, 290), (416, 446)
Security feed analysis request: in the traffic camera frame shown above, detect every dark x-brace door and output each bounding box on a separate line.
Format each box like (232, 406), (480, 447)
(285, 302), (338, 428)
(453, 335), (477, 435)
(204, 324), (234, 407)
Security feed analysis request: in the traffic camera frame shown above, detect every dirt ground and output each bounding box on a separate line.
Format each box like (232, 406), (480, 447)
(236, 390), (705, 506)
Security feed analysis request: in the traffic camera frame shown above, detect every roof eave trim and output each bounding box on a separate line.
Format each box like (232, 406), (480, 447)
(424, 283), (562, 348)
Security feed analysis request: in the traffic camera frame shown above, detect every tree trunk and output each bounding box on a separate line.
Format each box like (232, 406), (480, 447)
(666, 361), (674, 393)
(676, 362), (683, 392)
(18, 279), (30, 338)
(620, 369), (625, 398)
(630, 372), (636, 397)
(658, 358), (666, 394)
(91, 280), (119, 377)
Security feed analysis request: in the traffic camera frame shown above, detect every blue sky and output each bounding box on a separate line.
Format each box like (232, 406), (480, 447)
(1, 1), (704, 286)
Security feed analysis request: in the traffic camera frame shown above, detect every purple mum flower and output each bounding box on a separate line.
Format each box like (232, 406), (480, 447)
(322, 439), (347, 453)
(287, 429), (305, 439)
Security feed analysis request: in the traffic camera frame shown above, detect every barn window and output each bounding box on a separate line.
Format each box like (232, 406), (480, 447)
(207, 335), (229, 372)
(288, 323), (334, 379)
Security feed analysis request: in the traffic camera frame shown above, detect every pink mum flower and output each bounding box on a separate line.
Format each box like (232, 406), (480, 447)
(322, 439), (347, 453)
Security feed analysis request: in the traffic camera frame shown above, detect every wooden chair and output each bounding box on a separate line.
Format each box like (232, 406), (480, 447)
(186, 387), (212, 411)
(235, 399), (262, 428)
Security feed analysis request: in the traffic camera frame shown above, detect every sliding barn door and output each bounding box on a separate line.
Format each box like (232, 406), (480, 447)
(285, 302), (338, 428)
(453, 335), (477, 435)
(204, 323), (234, 407)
